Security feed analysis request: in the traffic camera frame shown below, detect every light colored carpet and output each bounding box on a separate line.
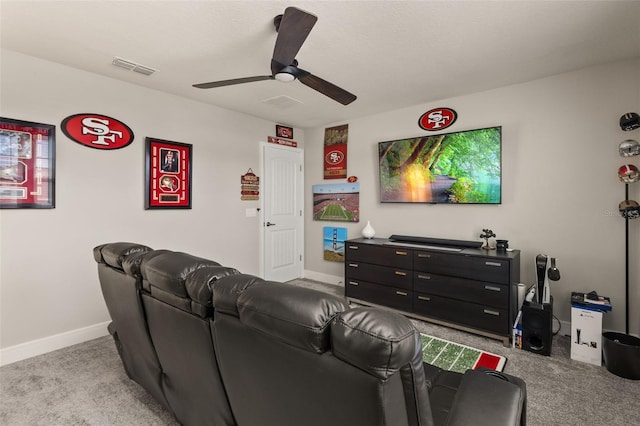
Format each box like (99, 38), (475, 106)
(1, 278), (638, 425)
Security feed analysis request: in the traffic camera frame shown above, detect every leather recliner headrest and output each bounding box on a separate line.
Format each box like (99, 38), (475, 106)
(141, 251), (233, 316)
(93, 242), (153, 271)
(236, 282), (350, 354)
(212, 274), (266, 315)
(331, 307), (418, 380)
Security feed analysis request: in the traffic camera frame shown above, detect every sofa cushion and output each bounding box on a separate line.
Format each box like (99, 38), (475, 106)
(212, 274), (266, 316)
(141, 251), (221, 313)
(93, 242), (152, 271)
(332, 306), (417, 380)
(185, 266), (240, 318)
(236, 282), (350, 354)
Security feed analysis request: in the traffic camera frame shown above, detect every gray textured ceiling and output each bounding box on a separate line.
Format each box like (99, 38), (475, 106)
(2, 0), (639, 128)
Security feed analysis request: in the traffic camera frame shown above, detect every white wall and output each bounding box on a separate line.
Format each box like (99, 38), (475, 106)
(0, 50), (304, 361)
(304, 59), (640, 337)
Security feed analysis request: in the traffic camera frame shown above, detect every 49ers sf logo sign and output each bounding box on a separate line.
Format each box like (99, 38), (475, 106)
(418, 107), (457, 131)
(61, 113), (134, 149)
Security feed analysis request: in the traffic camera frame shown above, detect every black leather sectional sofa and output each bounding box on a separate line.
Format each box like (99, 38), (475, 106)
(93, 242), (527, 426)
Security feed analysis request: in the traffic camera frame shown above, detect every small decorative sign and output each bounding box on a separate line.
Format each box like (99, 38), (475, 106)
(145, 138), (192, 209)
(419, 107), (457, 131)
(324, 124), (348, 179)
(61, 113), (134, 149)
(275, 124), (293, 139)
(267, 136), (297, 148)
(241, 168), (259, 200)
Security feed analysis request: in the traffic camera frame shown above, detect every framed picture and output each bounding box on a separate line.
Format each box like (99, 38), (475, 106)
(145, 137), (192, 209)
(0, 117), (55, 209)
(323, 226), (347, 262)
(276, 124), (293, 139)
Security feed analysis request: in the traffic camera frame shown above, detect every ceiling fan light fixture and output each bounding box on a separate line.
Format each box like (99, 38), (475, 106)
(274, 71), (295, 83)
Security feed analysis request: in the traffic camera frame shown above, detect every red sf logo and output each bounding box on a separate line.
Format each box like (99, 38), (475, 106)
(61, 114), (134, 149)
(325, 150), (345, 165)
(419, 108), (458, 131)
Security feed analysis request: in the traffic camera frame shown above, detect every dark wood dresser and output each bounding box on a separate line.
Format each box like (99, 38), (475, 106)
(344, 237), (520, 345)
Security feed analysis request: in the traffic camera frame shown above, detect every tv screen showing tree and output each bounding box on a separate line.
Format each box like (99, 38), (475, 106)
(378, 126), (501, 204)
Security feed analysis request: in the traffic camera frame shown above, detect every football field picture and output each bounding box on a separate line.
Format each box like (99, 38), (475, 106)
(312, 182), (360, 222)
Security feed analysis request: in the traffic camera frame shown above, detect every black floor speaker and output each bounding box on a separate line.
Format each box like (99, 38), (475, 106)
(522, 297), (553, 356)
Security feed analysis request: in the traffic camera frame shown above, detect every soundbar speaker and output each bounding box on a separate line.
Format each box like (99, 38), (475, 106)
(522, 297), (553, 356)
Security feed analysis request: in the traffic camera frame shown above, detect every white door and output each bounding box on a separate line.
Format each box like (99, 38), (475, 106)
(260, 143), (304, 282)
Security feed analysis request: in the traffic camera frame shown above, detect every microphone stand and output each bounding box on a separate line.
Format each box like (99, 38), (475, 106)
(624, 183), (629, 334)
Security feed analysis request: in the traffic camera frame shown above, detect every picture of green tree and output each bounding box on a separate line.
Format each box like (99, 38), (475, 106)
(378, 126), (501, 204)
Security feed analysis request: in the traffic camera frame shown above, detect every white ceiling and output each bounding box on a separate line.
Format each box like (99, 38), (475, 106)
(2, 0), (639, 129)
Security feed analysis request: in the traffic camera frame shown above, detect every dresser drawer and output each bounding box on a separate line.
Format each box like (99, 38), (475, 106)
(414, 251), (510, 284)
(345, 279), (412, 311)
(346, 262), (412, 290)
(413, 293), (508, 334)
(413, 272), (508, 308)
(346, 243), (412, 269)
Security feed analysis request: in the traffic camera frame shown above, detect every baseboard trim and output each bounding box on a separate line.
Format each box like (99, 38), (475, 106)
(0, 321), (110, 367)
(303, 270), (343, 286)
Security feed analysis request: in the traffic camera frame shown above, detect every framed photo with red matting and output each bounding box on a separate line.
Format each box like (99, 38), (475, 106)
(0, 117), (55, 209)
(145, 137), (192, 209)
(276, 124), (293, 139)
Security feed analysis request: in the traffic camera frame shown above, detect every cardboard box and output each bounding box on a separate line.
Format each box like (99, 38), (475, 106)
(571, 306), (604, 365)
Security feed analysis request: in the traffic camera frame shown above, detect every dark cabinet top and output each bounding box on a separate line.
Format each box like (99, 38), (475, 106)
(346, 237), (520, 260)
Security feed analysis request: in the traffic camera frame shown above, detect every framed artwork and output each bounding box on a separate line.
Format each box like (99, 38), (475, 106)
(145, 137), (192, 209)
(312, 182), (360, 222)
(323, 227), (347, 262)
(276, 124), (293, 139)
(0, 117), (55, 209)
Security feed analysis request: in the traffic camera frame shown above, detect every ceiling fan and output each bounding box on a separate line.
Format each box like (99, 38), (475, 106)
(193, 7), (357, 105)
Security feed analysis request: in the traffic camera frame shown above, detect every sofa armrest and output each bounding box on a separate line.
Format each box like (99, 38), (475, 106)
(445, 369), (526, 426)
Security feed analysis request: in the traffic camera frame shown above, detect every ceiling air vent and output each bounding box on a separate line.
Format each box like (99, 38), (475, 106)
(261, 95), (303, 109)
(111, 57), (157, 76)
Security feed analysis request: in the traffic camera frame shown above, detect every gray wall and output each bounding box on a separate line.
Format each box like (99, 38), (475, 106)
(304, 59), (640, 337)
(0, 50), (304, 358)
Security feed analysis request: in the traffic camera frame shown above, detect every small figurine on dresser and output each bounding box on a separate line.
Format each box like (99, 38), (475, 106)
(480, 228), (496, 250)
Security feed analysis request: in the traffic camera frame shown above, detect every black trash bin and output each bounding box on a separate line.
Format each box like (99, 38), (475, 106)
(602, 332), (640, 380)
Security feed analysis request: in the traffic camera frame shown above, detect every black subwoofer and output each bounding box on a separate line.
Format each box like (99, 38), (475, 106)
(522, 298), (553, 356)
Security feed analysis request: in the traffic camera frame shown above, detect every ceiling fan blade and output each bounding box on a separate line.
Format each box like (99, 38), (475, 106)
(272, 7), (317, 67)
(193, 75), (274, 89)
(297, 69), (357, 105)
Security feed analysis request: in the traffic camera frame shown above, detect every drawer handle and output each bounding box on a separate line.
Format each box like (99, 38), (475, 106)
(394, 271), (407, 276)
(485, 261), (502, 267)
(348, 281), (359, 286)
(418, 295), (431, 301)
(417, 274), (431, 280)
(417, 253), (431, 258)
(348, 245), (359, 250)
(348, 263), (359, 268)
(396, 291), (408, 296)
(484, 285), (501, 292)
(395, 251), (408, 256)
(483, 309), (500, 316)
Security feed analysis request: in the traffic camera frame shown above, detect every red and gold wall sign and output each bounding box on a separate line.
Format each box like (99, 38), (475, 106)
(323, 124), (348, 179)
(145, 137), (192, 209)
(0, 117), (55, 209)
(267, 136), (297, 148)
(61, 113), (134, 149)
(241, 169), (259, 200)
(418, 107), (458, 131)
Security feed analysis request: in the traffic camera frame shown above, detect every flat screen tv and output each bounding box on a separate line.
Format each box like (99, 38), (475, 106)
(378, 126), (501, 204)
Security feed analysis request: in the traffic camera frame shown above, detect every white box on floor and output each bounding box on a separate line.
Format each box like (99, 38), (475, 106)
(571, 306), (603, 366)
